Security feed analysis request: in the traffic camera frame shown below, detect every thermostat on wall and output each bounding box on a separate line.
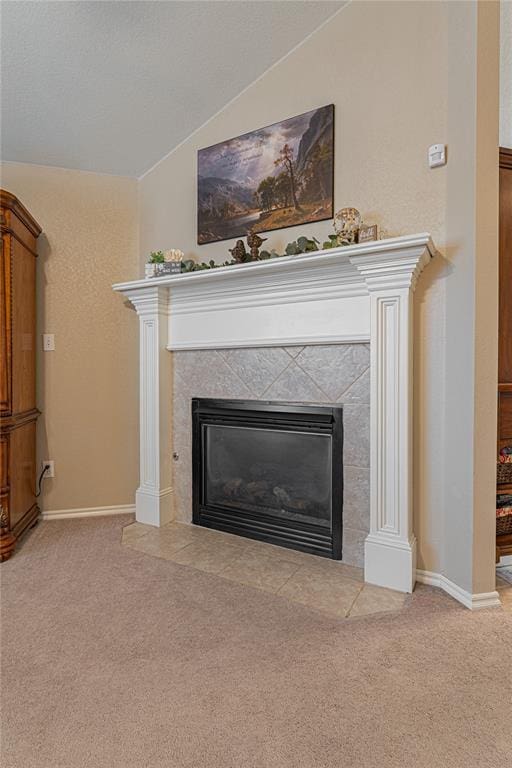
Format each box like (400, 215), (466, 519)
(428, 144), (446, 168)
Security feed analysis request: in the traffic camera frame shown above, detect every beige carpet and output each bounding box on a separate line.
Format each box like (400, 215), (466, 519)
(1, 516), (511, 768)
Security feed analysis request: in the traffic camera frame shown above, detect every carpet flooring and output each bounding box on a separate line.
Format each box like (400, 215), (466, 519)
(1, 515), (511, 768)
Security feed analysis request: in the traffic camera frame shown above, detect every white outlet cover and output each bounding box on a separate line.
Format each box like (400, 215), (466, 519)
(42, 460), (54, 478)
(43, 333), (55, 351)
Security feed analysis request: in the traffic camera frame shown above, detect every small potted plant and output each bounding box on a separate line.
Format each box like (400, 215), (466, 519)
(145, 251), (164, 279)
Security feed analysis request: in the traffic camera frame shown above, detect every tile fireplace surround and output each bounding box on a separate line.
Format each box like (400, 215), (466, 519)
(174, 347), (369, 566)
(114, 233), (435, 593)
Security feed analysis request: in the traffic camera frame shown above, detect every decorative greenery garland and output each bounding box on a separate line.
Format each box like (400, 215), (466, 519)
(177, 232), (342, 273)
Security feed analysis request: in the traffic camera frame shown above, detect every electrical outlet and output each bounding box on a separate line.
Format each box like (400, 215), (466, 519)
(42, 334), (55, 351)
(42, 460), (54, 478)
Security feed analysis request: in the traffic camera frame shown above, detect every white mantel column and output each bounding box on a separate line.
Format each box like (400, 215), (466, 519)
(349, 243), (432, 593)
(124, 285), (173, 526)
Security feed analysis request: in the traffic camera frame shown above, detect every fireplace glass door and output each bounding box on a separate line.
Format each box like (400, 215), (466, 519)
(205, 425), (332, 529)
(192, 399), (343, 559)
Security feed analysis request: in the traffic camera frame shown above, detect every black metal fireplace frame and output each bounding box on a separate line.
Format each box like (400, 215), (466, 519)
(192, 398), (343, 559)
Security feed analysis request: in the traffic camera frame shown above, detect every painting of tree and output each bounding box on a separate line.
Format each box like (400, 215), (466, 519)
(197, 105), (334, 244)
(274, 144), (300, 210)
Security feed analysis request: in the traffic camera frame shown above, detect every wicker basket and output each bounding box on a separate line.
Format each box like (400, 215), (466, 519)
(497, 461), (512, 485)
(497, 513), (512, 536)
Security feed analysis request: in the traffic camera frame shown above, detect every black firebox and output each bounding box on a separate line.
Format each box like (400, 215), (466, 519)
(192, 399), (343, 559)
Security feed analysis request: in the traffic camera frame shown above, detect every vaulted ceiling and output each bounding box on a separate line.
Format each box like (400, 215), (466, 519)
(1, 1), (345, 177)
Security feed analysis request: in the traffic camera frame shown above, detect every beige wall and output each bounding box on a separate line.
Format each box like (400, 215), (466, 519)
(138, 0), (500, 594)
(0, 162), (139, 512)
(138, 1), (448, 262)
(473, 0), (500, 593)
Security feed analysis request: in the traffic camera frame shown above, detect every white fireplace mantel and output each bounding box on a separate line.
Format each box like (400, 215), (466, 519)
(113, 233), (436, 593)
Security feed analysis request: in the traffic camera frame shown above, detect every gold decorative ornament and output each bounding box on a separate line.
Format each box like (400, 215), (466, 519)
(246, 233), (267, 261)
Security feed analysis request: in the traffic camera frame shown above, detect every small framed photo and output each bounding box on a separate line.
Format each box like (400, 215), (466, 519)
(358, 224), (378, 244)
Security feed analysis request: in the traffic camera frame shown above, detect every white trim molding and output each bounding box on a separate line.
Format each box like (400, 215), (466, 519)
(416, 570), (502, 610)
(113, 234), (436, 591)
(42, 504), (136, 521)
(349, 239), (431, 593)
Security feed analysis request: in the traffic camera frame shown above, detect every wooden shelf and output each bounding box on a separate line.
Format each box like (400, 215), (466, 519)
(497, 533), (512, 562)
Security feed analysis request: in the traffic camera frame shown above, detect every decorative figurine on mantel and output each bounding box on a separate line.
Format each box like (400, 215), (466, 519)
(247, 232), (267, 261)
(333, 207), (361, 246)
(164, 248), (184, 264)
(228, 239), (249, 263)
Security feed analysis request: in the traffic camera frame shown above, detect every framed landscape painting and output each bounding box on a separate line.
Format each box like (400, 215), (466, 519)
(197, 105), (334, 245)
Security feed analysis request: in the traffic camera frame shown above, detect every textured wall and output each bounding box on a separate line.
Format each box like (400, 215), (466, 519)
(138, 1), (447, 264)
(0, 162), (139, 512)
(172, 344), (370, 567)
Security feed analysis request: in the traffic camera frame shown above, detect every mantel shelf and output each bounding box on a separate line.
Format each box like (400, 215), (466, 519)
(113, 233), (436, 294)
(113, 233), (435, 352)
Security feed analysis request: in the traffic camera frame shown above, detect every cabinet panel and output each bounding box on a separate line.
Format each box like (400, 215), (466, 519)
(0, 434), (8, 497)
(499, 392), (512, 445)
(0, 235), (12, 413)
(11, 236), (36, 414)
(9, 419), (37, 530)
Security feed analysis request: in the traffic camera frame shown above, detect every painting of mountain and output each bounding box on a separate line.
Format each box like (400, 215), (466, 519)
(197, 105), (334, 245)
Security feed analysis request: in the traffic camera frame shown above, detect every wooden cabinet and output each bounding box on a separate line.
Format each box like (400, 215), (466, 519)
(497, 148), (512, 561)
(0, 190), (42, 561)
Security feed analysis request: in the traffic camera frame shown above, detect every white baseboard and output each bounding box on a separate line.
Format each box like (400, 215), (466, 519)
(42, 504), (136, 521)
(416, 569), (502, 610)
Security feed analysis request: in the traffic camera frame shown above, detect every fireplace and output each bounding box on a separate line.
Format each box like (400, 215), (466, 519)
(192, 398), (343, 559)
(115, 233), (435, 593)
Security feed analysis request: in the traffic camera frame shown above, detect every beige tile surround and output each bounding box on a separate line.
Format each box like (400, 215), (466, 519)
(122, 520), (408, 619)
(171, 343), (370, 568)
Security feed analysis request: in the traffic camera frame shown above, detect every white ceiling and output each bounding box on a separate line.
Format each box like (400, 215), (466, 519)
(1, 0), (345, 177)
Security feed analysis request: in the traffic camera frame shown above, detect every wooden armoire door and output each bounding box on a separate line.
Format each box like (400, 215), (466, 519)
(0, 190), (42, 561)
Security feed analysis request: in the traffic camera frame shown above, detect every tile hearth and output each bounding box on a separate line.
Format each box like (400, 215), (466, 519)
(122, 520), (407, 619)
